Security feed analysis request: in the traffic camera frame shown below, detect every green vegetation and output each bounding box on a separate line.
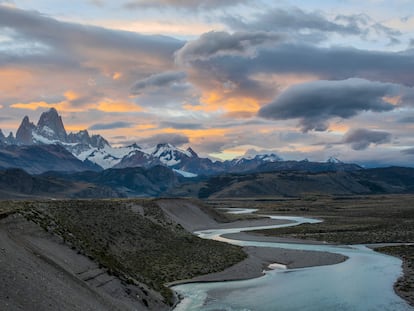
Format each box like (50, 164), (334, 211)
(0, 199), (246, 305)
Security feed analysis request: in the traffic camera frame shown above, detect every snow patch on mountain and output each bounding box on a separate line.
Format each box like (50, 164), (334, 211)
(173, 169), (198, 178)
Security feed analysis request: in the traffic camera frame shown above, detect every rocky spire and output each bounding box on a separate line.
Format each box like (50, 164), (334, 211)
(16, 116), (36, 145)
(186, 147), (198, 158)
(36, 108), (67, 141)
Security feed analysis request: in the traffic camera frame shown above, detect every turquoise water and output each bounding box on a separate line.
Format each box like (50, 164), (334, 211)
(172, 212), (413, 311)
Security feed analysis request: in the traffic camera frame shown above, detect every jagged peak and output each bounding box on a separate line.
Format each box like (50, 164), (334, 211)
(186, 147), (198, 158)
(21, 115), (32, 124)
(78, 129), (89, 135)
(236, 149), (282, 163)
(36, 107), (67, 141)
(155, 142), (174, 149)
(327, 156), (343, 164)
(126, 143), (141, 149)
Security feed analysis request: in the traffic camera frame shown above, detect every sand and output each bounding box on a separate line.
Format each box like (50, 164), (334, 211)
(171, 245), (347, 285)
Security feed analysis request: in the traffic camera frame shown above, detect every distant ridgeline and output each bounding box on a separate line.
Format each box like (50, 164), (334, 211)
(0, 108), (361, 176)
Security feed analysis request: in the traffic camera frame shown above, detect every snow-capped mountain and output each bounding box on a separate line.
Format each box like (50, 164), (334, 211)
(0, 108), (362, 176)
(12, 108), (110, 155)
(327, 156), (343, 164)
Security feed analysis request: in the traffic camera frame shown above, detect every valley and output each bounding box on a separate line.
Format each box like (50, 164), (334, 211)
(0, 196), (413, 309)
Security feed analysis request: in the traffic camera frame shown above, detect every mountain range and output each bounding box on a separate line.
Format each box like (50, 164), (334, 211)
(0, 108), (361, 175)
(2, 108), (412, 199)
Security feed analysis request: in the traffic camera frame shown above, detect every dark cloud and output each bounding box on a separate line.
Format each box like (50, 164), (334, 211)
(0, 6), (183, 70)
(175, 31), (283, 64)
(131, 71), (186, 95)
(136, 133), (189, 146)
(372, 22), (402, 38)
(343, 128), (392, 150)
(399, 116), (414, 123)
(402, 147), (414, 155)
(124, 0), (249, 10)
(196, 43), (414, 86)
(223, 8), (402, 45)
(160, 121), (205, 130)
(89, 121), (134, 130)
(224, 7), (363, 36)
(258, 79), (397, 132)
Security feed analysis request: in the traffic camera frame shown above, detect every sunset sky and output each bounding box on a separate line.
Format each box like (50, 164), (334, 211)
(1, 0), (414, 166)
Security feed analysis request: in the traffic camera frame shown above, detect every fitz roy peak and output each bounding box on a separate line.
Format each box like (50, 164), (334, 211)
(0, 108), (360, 175)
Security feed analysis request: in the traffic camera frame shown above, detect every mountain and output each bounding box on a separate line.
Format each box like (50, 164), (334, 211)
(0, 144), (101, 174)
(13, 108), (110, 160)
(254, 159), (362, 173)
(1, 108), (363, 175)
(225, 153), (283, 173)
(0, 129), (16, 145)
(45, 165), (178, 197)
(0, 168), (120, 199)
(36, 107), (67, 141)
(195, 167), (414, 199)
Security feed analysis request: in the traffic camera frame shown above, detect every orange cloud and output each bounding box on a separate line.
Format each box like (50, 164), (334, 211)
(163, 127), (228, 138)
(112, 72), (122, 80)
(88, 19), (224, 37)
(184, 91), (261, 116)
(11, 101), (55, 110)
(64, 90), (80, 101)
(383, 95), (401, 106)
(328, 123), (350, 134)
(11, 90), (144, 113)
(65, 124), (90, 132)
(96, 99), (143, 112)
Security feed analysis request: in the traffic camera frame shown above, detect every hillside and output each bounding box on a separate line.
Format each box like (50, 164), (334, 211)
(196, 167), (414, 198)
(0, 199), (246, 308)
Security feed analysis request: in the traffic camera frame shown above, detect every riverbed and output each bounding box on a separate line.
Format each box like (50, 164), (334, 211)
(172, 210), (413, 311)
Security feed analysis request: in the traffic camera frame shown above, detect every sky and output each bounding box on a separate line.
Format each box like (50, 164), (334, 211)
(1, 0), (414, 166)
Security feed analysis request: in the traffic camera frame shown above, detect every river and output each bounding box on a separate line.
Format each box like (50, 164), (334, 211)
(172, 209), (413, 311)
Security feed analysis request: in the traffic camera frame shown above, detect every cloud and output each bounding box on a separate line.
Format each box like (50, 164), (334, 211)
(258, 79), (399, 132)
(124, 0), (249, 10)
(194, 43), (414, 89)
(175, 31), (283, 64)
(131, 71), (186, 95)
(243, 148), (281, 158)
(224, 7), (363, 36)
(343, 128), (392, 150)
(136, 133), (189, 146)
(160, 121), (205, 129)
(89, 0), (105, 6)
(223, 8), (401, 44)
(402, 147), (414, 155)
(89, 121), (134, 130)
(0, 5), (182, 73)
(399, 116), (414, 123)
